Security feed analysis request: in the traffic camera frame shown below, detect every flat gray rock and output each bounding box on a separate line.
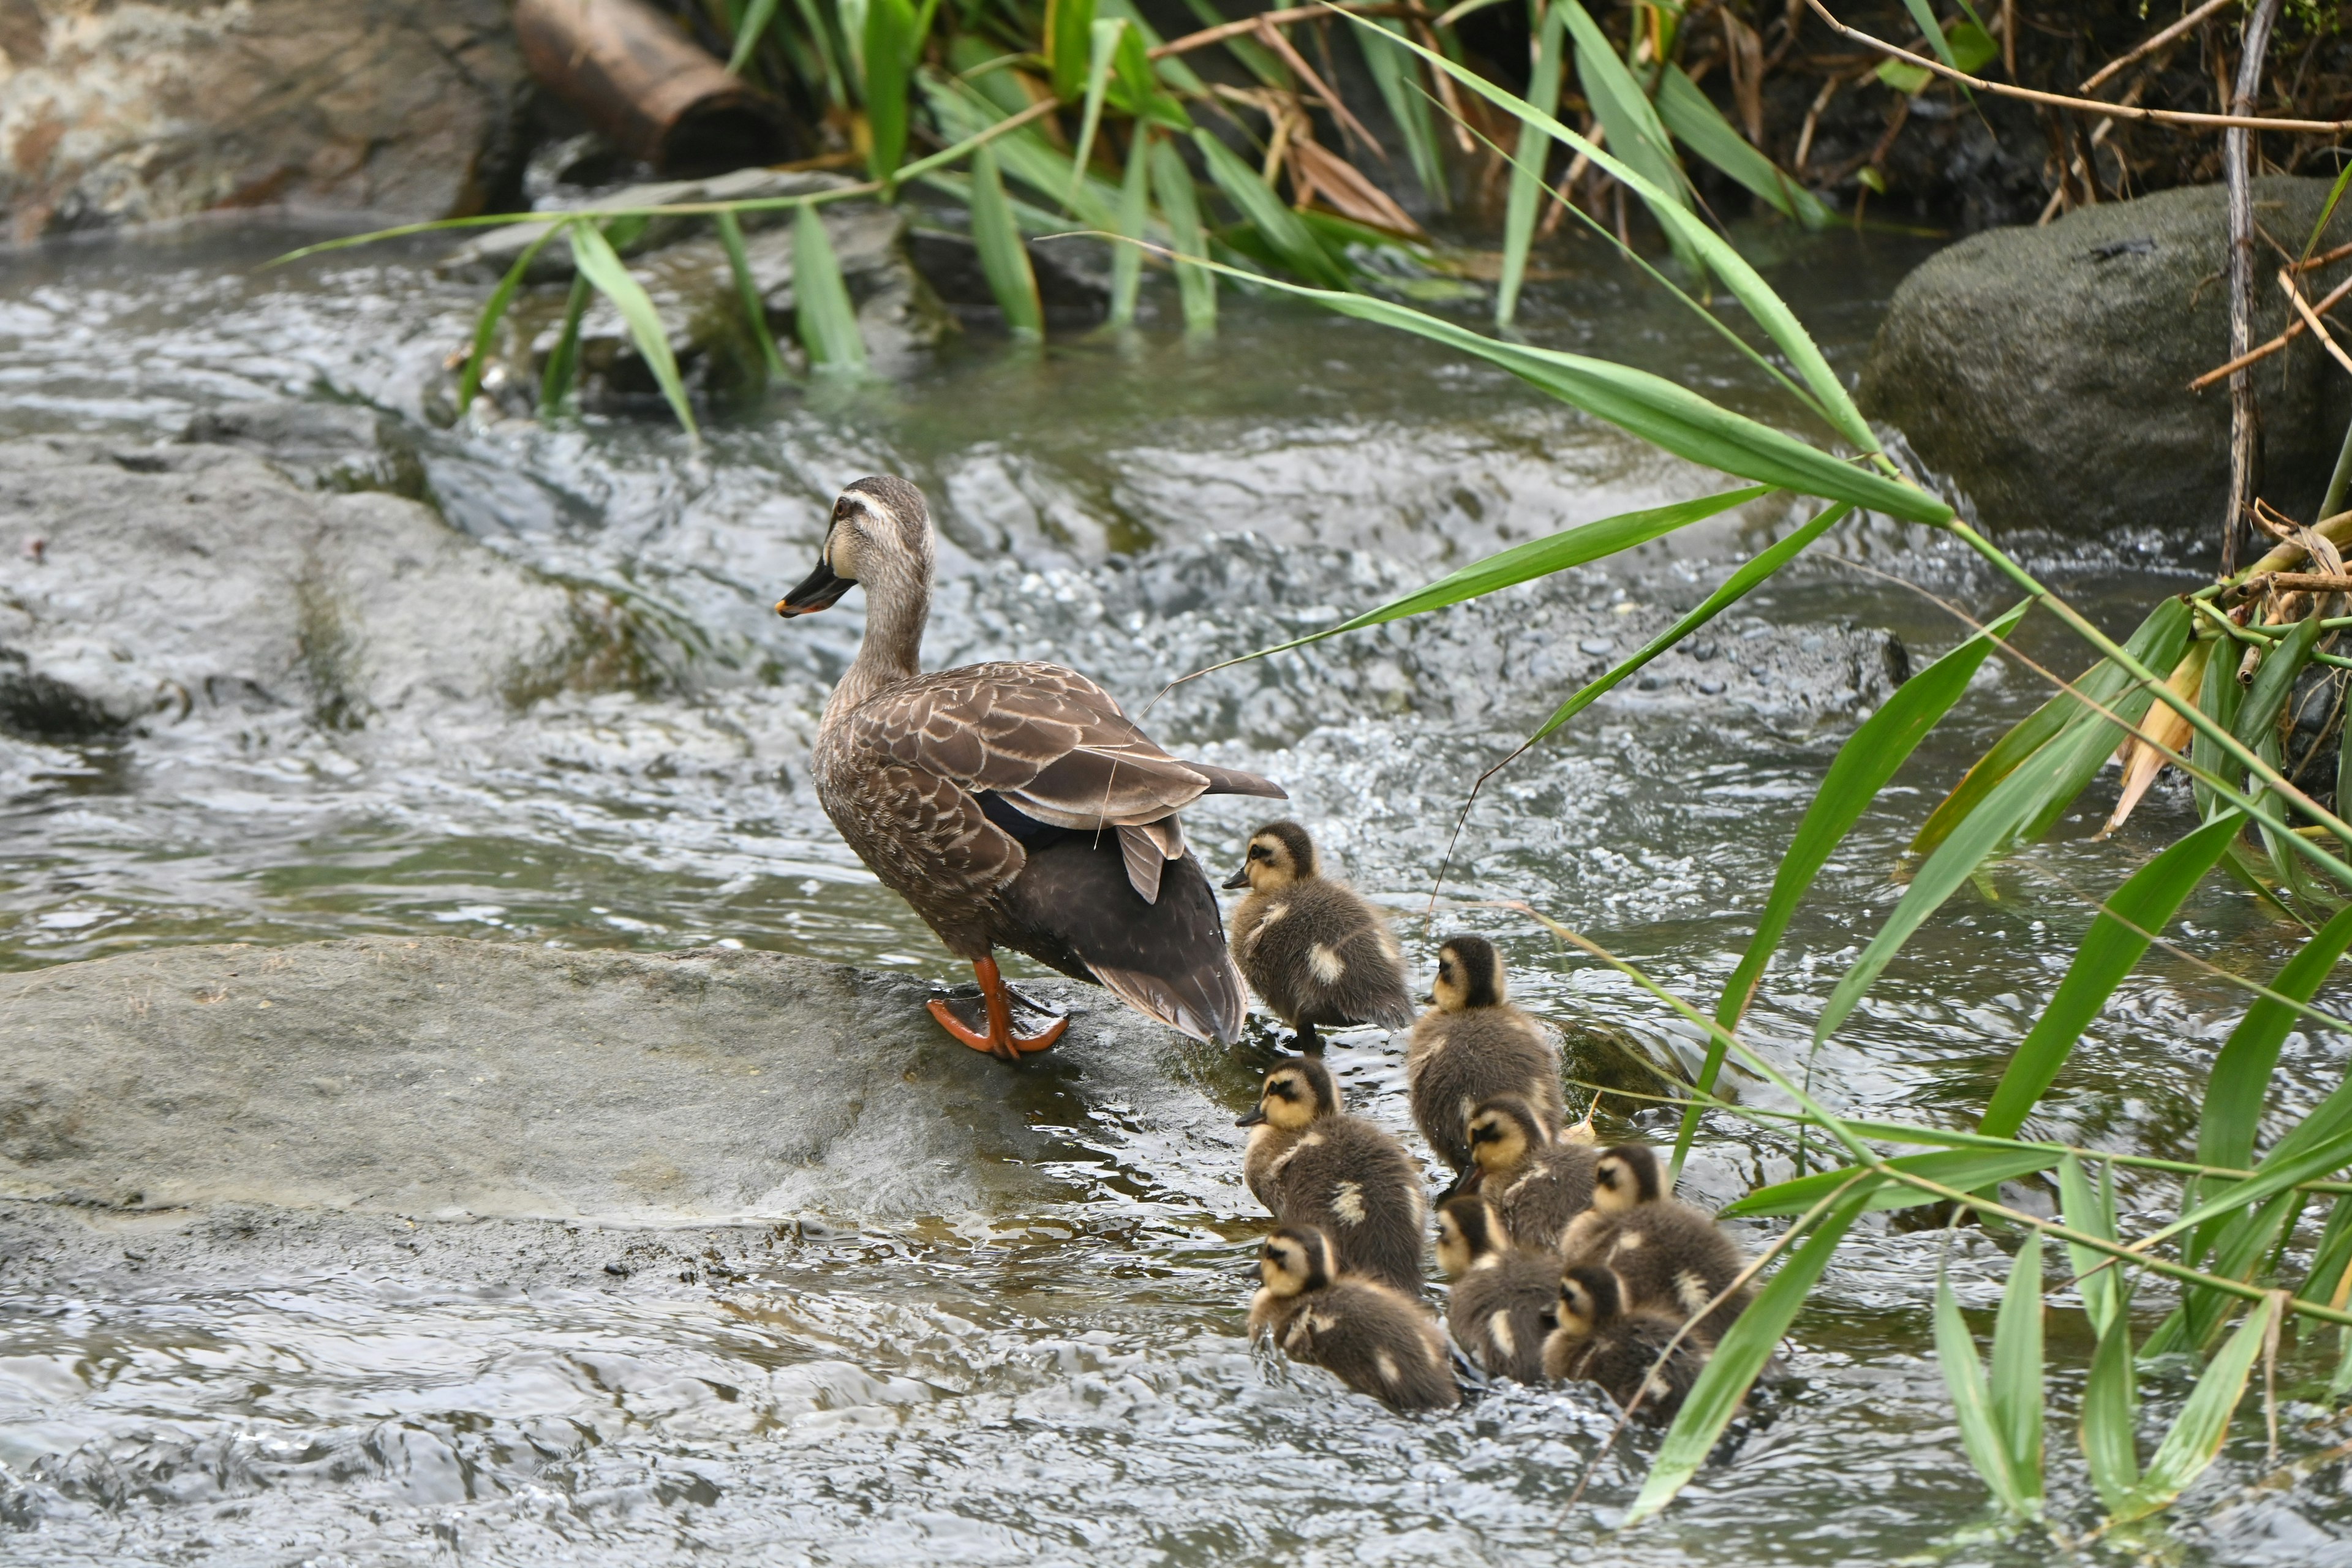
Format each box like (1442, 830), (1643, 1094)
(1860, 176), (2352, 541)
(0, 936), (1245, 1225)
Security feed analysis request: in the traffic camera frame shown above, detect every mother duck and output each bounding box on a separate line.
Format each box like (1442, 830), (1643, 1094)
(777, 476), (1286, 1061)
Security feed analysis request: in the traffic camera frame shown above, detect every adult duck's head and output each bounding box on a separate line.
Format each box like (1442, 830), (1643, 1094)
(777, 475), (935, 619)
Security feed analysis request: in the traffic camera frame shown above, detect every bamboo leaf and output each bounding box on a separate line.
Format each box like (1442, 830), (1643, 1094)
(923, 74), (1126, 227)
(1096, 0), (1209, 96)
(2059, 1153), (2125, 1340)
(2109, 1294), (2278, 1524)
(2233, 615), (2324, 756)
(2150, 1118), (2352, 1255)
(863, 0), (919, 179)
(970, 142), (1045, 339)
(1936, 1263), (2034, 1517)
(1190, 128), (1350, 290)
(1977, 810), (2248, 1139)
(2198, 897), (2352, 1177)
(1653, 65), (1830, 230)
(2193, 626), (2247, 820)
(794, 204), (870, 372)
(1150, 137), (1216, 333)
(1626, 1183), (1874, 1523)
(569, 219), (697, 436)
(1724, 1148), (2056, 1218)
(1067, 18), (1126, 202)
(1496, 0), (1567, 327)
(727, 0), (783, 74)
(1046, 0), (1097, 99)
(459, 222), (561, 412)
(539, 270), (592, 414)
(1359, 18), (1447, 208)
(1109, 125), (1153, 326)
(1177, 260), (1948, 521)
(715, 210), (785, 380)
(1338, 13), (1881, 456)
(1561, 0), (1696, 273)
(1989, 1237), (2045, 1501)
(1819, 600), (2194, 1042)
(1899, 0), (1963, 70)
(2081, 1306), (2141, 1515)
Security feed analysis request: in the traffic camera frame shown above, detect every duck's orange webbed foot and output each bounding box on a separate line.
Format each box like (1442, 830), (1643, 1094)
(929, 955), (1068, 1061)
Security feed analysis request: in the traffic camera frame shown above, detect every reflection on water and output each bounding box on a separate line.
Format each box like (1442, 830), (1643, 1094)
(1, 219), (2346, 1564)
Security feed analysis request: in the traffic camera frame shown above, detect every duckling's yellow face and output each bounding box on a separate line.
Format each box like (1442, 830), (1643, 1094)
(1592, 1145), (1660, 1215)
(1430, 937), (1504, 1012)
(1434, 1208), (1475, 1281)
(1431, 944), (1472, 1013)
(1254, 1066), (1320, 1132)
(1466, 1106), (1530, 1174)
(1236, 832), (1300, 891)
(1259, 1232), (1317, 1296)
(1555, 1273), (1603, 1340)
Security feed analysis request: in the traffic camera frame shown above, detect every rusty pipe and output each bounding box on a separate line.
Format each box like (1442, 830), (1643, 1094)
(516, 0), (796, 175)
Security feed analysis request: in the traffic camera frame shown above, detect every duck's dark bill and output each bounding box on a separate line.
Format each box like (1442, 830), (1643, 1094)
(776, 559), (853, 616)
(1235, 1107), (1267, 1127)
(1218, 865), (1250, 891)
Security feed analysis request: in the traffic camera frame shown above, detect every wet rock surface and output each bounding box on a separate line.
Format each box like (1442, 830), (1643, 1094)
(0, 0), (528, 244)
(0, 935), (1236, 1223)
(1861, 177), (2352, 543)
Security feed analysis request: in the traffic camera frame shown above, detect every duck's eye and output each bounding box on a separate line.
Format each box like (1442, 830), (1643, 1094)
(1250, 845), (1270, 861)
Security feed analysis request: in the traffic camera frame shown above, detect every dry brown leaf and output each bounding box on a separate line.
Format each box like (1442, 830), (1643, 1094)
(1286, 135), (1423, 236)
(2100, 643), (2208, 838)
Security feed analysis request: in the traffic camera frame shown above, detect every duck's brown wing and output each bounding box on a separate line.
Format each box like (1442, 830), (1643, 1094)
(844, 662), (1283, 901)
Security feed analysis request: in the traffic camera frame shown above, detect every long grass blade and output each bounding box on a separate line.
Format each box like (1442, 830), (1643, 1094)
(1725, 1147), (2056, 1218)
(727, 0), (783, 74)
(539, 268), (592, 415)
(1496, 0), (1567, 327)
(970, 143), (1046, 340)
(715, 210), (785, 380)
(1150, 137), (1216, 333)
(1332, 11), (1879, 456)
(1936, 1262), (2033, 1517)
(1046, 0), (1097, 99)
(1561, 0), (1697, 273)
(568, 220), (697, 436)
(1068, 18), (1127, 200)
(1989, 1237), (2045, 1504)
(1653, 65), (1830, 229)
(1817, 600), (2195, 1041)
(2198, 897), (2352, 1176)
(924, 74), (1126, 227)
(2058, 1154), (2127, 1338)
(459, 222), (562, 413)
(2109, 1294), (2278, 1524)
(1190, 128), (1350, 289)
(2082, 1306), (2141, 1514)
(1109, 126), (1153, 326)
(1626, 1183), (1874, 1523)
(2233, 614), (2323, 755)
(1096, 0), (1210, 96)
(793, 204), (870, 372)
(1977, 810), (2247, 1139)
(863, 0), (919, 179)
(1359, 18), (1447, 207)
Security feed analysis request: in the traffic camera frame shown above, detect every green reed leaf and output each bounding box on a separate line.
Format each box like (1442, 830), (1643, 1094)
(1109, 125), (1153, 326)
(1359, 18), (1447, 208)
(2233, 614), (2323, 758)
(1562, 0), (1696, 272)
(2195, 628), (2245, 820)
(1496, 0), (1566, 327)
(1936, 1262), (2035, 1517)
(2058, 1153), (2125, 1340)
(715, 211), (785, 380)
(2199, 897), (2352, 1178)
(1899, 0), (1963, 70)
(2082, 1306), (2140, 1514)
(539, 269), (592, 414)
(1191, 129), (1350, 290)
(863, 0), (919, 179)
(1725, 1147), (2055, 1218)
(1653, 65), (1830, 230)
(459, 222), (561, 413)
(1068, 18), (1126, 201)
(1990, 1237), (2045, 1502)
(1627, 1183), (1874, 1523)
(970, 143), (1045, 339)
(1150, 137), (1216, 333)
(2109, 1294), (2277, 1524)
(1046, 0), (1096, 99)
(569, 218), (696, 436)
(794, 204), (869, 372)
(1977, 810), (2247, 1139)
(1819, 600), (2193, 1042)
(924, 74), (1126, 228)
(1096, 0), (1208, 97)
(1337, 11), (1880, 456)
(728, 0), (783, 74)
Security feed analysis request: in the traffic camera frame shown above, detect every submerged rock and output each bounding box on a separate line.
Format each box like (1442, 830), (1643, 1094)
(0, 935), (1235, 1223)
(0, 435), (662, 745)
(0, 0), (529, 244)
(1860, 177), (2352, 543)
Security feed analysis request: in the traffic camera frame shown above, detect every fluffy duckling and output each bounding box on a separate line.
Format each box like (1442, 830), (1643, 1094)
(1464, 1095), (1597, 1253)
(1541, 1264), (1711, 1420)
(1559, 1143), (1751, 1343)
(1434, 1194), (1557, 1384)
(1250, 1225), (1460, 1412)
(1238, 1056), (1426, 1295)
(1406, 935), (1564, 1177)
(1222, 821), (1414, 1054)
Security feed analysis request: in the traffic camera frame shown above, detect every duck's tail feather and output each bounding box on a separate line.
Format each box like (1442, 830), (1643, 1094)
(1089, 951), (1249, 1044)
(1368, 989), (1417, 1031)
(1190, 762), (1287, 800)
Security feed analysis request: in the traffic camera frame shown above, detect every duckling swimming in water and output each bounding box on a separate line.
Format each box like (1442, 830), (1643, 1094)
(1559, 1143), (1751, 1342)
(1250, 1224), (1459, 1412)
(1434, 1194), (1556, 1384)
(1406, 935), (1564, 1179)
(1464, 1095), (1597, 1253)
(1221, 821), (1413, 1055)
(1238, 1056), (1426, 1295)
(1542, 1264), (1711, 1420)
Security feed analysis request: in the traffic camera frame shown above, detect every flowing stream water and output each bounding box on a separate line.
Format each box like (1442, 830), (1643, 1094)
(0, 217), (2343, 1564)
